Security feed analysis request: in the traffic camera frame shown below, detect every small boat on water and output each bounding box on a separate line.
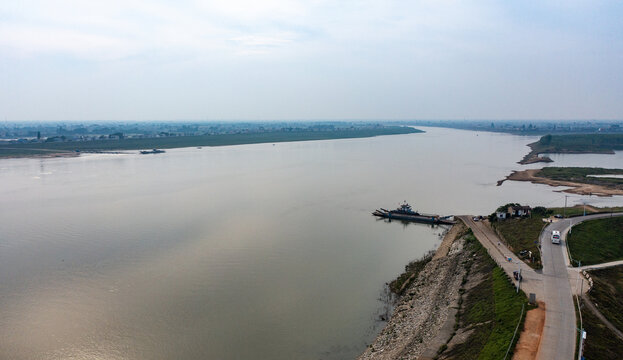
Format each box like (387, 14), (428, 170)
(140, 149), (166, 154)
(373, 201), (455, 225)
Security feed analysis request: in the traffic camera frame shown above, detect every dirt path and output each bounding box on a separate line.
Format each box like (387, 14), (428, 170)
(498, 169), (623, 197)
(582, 294), (623, 341)
(512, 302), (546, 360)
(433, 222), (465, 260)
(458, 216), (544, 301)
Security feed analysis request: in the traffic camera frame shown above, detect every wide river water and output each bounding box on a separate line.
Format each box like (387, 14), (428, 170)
(1, 127), (622, 359)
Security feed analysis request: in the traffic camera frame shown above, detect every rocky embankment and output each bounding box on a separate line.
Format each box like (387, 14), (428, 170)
(358, 226), (469, 360)
(518, 153), (553, 165)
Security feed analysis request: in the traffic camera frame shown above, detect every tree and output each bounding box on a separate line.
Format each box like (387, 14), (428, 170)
(532, 206), (550, 216)
(540, 134), (552, 145)
(496, 203), (519, 213)
(109, 132), (124, 139)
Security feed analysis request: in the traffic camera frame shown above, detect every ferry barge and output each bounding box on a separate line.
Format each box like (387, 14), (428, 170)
(373, 202), (455, 225)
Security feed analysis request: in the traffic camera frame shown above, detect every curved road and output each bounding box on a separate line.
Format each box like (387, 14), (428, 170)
(460, 213), (623, 360)
(538, 212), (623, 360)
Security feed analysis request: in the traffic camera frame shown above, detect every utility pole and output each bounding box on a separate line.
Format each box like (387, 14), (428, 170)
(575, 259), (584, 360)
(564, 195), (569, 217)
(578, 329), (586, 360)
(575, 261), (581, 287)
(516, 261), (521, 293)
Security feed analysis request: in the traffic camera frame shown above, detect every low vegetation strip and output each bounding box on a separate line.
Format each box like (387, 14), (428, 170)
(438, 233), (529, 360)
(501, 168), (623, 196)
(359, 236), (471, 359)
(548, 205), (623, 218)
(567, 217), (623, 266)
(580, 303), (623, 360)
(389, 250), (435, 295)
(537, 167), (623, 188)
(490, 216), (544, 269)
(0, 127), (421, 158)
(520, 133), (623, 164)
(586, 266), (623, 332)
(479, 268), (526, 359)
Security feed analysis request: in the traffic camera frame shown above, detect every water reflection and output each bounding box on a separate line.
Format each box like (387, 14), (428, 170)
(0, 127), (622, 359)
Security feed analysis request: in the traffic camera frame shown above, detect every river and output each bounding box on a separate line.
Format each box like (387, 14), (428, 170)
(1, 127), (621, 359)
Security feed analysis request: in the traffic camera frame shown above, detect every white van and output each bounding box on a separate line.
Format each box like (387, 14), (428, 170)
(551, 230), (561, 244)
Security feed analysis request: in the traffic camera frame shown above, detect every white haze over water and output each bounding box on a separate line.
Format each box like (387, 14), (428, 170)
(2, 1), (623, 121)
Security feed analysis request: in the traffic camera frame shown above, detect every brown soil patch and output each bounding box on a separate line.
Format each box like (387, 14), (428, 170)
(499, 169), (623, 197)
(433, 222), (466, 260)
(512, 302), (545, 360)
(583, 205), (600, 212)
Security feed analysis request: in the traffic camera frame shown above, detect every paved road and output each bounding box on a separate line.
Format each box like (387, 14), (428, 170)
(538, 212), (623, 360)
(458, 216), (543, 300)
(579, 259), (623, 271)
(460, 213), (623, 360)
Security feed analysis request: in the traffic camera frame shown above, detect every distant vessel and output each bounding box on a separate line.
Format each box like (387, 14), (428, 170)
(140, 149), (166, 154)
(373, 201), (455, 225)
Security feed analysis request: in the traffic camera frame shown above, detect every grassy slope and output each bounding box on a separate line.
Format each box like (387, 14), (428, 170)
(587, 266), (623, 332)
(581, 304), (623, 360)
(492, 217), (544, 269)
(442, 234), (528, 359)
(567, 217), (623, 265)
(549, 205), (623, 218)
(0, 127), (421, 158)
(478, 268), (527, 359)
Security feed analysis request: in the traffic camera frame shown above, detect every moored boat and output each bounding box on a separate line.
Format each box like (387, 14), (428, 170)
(373, 201), (455, 225)
(140, 149), (166, 154)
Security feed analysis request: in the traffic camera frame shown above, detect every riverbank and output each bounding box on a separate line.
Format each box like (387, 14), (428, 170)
(498, 169), (623, 196)
(518, 133), (623, 164)
(359, 223), (529, 359)
(358, 225), (470, 359)
(0, 127), (421, 159)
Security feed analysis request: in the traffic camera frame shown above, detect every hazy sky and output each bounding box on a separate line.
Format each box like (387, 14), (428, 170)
(2, 1), (623, 121)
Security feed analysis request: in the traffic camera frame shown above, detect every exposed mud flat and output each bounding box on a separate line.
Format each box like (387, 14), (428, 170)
(498, 169), (623, 197)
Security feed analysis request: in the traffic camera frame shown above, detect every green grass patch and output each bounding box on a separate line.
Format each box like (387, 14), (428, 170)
(580, 302), (623, 360)
(567, 217), (623, 266)
(531, 133), (623, 154)
(477, 268), (527, 359)
(537, 167), (623, 188)
(441, 233), (528, 360)
(548, 205), (623, 218)
(587, 266), (623, 332)
(0, 127), (421, 158)
(492, 216), (544, 269)
(520, 133), (623, 164)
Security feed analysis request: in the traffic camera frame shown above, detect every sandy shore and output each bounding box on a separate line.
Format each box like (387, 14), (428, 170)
(0, 149), (80, 159)
(498, 169), (623, 197)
